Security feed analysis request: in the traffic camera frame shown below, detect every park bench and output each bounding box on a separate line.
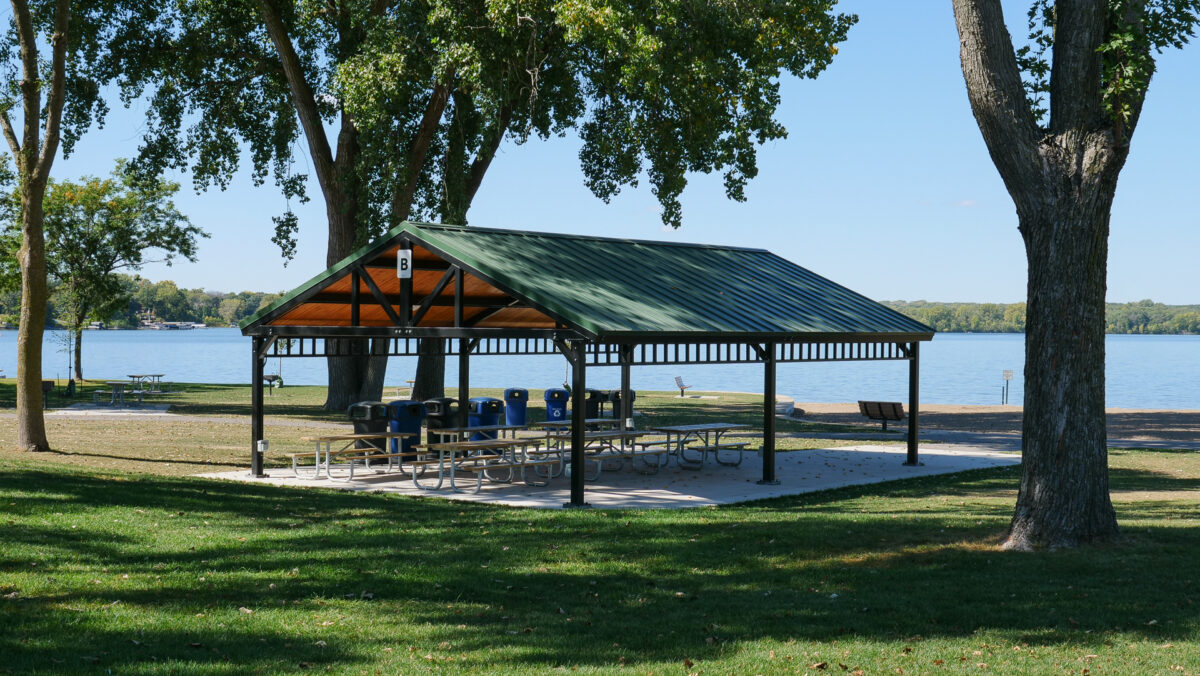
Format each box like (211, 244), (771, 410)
(857, 400), (906, 431)
(674, 376), (693, 397)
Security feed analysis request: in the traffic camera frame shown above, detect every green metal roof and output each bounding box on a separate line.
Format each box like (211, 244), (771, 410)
(242, 221), (933, 341)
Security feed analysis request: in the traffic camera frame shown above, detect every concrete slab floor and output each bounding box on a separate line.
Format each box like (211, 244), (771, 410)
(200, 444), (1020, 510)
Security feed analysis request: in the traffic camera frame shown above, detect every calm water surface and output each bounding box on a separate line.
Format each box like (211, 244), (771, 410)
(2, 329), (1197, 409)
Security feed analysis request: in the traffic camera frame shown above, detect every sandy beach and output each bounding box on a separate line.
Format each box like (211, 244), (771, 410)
(795, 402), (1200, 444)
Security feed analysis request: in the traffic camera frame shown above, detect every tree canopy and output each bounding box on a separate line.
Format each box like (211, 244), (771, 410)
(36, 164), (205, 378)
(113, 0), (856, 407)
(118, 0), (856, 248)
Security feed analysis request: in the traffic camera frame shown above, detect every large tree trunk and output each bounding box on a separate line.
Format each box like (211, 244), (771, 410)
(1007, 186), (1119, 549)
(319, 115), (389, 409)
(411, 339), (445, 401)
(16, 190), (49, 452)
(74, 327), (83, 381)
(257, 4), (387, 410)
(952, 0), (1132, 549)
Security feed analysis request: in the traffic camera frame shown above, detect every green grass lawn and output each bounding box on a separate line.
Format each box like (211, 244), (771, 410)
(2, 448), (1198, 674)
(1, 382), (1197, 673)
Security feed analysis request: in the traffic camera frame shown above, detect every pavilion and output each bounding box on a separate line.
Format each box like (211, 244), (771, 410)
(240, 222), (934, 506)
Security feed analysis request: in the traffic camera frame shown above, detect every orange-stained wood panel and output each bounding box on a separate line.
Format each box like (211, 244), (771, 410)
(472, 307), (557, 328)
(267, 241), (547, 328)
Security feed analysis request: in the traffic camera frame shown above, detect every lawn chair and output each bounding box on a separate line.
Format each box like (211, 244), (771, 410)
(674, 376), (693, 397)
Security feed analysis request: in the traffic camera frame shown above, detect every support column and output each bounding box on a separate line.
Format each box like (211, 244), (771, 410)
(758, 342), (779, 485)
(567, 340), (589, 507)
(906, 341), (920, 465)
(250, 337), (266, 477)
(619, 345), (633, 428)
(458, 339), (471, 429)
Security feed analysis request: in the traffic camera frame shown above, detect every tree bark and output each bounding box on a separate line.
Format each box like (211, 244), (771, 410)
(953, 0), (1127, 548)
(1010, 176), (1119, 549)
(16, 188), (49, 451)
(259, 1), (388, 409)
(74, 327), (83, 381)
(11, 0), (69, 453)
(411, 338), (445, 401)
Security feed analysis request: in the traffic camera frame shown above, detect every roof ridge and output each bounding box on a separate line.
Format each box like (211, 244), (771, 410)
(404, 221), (771, 254)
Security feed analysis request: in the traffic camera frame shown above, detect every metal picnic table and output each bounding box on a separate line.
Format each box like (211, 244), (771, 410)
(410, 437), (557, 493)
(648, 423), (751, 469)
(127, 374), (167, 393)
(294, 431), (417, 481)
(545, 429), (654, 479)
(103, 381), (132, 406)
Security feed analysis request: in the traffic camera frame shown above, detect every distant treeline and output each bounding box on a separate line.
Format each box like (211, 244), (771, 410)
(4, 276), (1198, 334)
(0, 274), (281, 328)
(883, 300), (1200, 335)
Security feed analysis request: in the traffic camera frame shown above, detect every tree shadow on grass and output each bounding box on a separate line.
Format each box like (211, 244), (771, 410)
(1, 463), (1197, 672)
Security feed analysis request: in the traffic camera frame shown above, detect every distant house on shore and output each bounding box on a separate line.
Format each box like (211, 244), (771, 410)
(140, 321), (206, 330)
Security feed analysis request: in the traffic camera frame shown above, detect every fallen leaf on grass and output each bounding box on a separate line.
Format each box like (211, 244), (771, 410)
(810, 661), (828, 670)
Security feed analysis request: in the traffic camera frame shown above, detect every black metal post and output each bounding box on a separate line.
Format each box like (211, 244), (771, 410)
(619, 345), (633, 427)
(758, 342), (779, 485)
(458, 338), (470, 429)
(567, 340), (589, 507)
(350, 272), (360, 326)
(250, 336), (266, 477)
(399, 241), (412, 326)
(906, 341), (920, 465)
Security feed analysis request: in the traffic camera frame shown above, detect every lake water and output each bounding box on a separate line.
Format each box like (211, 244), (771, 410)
(1, 329), (1197, 409)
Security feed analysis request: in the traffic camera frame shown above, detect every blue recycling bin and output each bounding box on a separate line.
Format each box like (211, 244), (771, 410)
(503, 387), (529, 426)
(544, 387), (569, 422)
(386, 400), (425, 456)
(467, 396), (504, 440)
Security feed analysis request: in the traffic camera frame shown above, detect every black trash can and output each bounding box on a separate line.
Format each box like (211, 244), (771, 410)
(610, 389), (636, 420)
(386, 400), (425, 457)
(423, 397), (457, 445)
(467, 397), (504, 440)
(503, 387), (529, 427)
(543, 387), (569, 422)
(347, 401), (388, 450)
(584, 388), (604, 419)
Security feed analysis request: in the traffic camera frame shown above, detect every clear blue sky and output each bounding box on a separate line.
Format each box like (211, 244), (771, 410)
(53, 0), (1200, 304)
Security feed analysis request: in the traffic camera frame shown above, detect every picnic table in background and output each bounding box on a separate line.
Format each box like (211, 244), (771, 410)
(648, 423), (751, 469)
(294, 431), (417, 481)
(96, 381), (134, 406)
(545, 429), (656, 479)
(410, 437), (558, 493)
(127, 374), (167, 393)
(528, 418), (622, 433)
(426, 424), (527, 444)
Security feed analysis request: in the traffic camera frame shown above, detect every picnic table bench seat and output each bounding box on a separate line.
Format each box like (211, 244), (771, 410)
(680, 441), (749, 467)
(288, 448), (434, 481)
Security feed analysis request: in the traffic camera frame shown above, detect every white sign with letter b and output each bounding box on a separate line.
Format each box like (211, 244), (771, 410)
(397, 249), (412, 278)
